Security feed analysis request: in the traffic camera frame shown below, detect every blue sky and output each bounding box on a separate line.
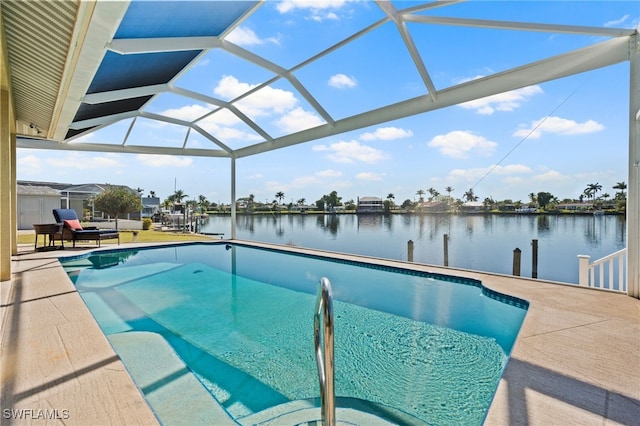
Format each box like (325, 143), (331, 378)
(17, 1), (638, 206)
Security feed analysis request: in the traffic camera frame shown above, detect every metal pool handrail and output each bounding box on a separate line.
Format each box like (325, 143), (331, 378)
(314, 277), (335, 426)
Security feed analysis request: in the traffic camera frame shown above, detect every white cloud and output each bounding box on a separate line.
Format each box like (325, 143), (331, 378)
(210, 75), (323, 135)
(604, 14), (629, 27)
(196, 58), (210, 67)
(312, 140), (388, 163)
(428, 130), (497, 159)
(17, 155), (42, 172)
(448, 164), (531, 181)
(316, 169), (342, 177)
(360, 126), (413, 141)
(47, 153), (122, 170)
(226, 26), (281, 46)
(196, 113), (263, 143)
(214, 126), (263, 142)
(214, 75), (255, 100)
(158, 105), (261, 143)
(276, 107), (324, 133)
(160, 104), (211, 122)
(356, 172), (384, 181)
(135, 154), (193, 167)
(532, 170), (573, 183)
(498, 164), (532, 174)
(277, 0), (352, 22)
(513, 116), (605, 139)
(264, 180), (283, 193)
(261, 169), (345, 195)
(277, 0), (348, 13)
(459, 85), (543, 115)
(247, 174), (264, 179)
(199, 109), (242, 127)
(215, 75), (299, 118)
(291, 175), (322, 187)
(328, 73), (357, 89)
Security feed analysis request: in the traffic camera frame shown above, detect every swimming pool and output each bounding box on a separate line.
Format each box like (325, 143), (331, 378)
(60, 242), (528, 425)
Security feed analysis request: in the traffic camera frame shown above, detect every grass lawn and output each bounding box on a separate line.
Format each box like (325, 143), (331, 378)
(18, 229), (215, 245)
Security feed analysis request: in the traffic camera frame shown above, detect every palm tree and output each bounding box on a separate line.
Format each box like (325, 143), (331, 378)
(297, 198), (306, 205)
(585, 183), (602, 203)
(445, 186), (454, 198)
(427, 187), (439, 201)
(463, 188), (478, 202)
(528, 192), (537, 206)
(275, 191), (285, 205)
(197, 195), (209, 213)
(444, 186), (454, 211)
(416, 189), (425, 203)
(172, 189), (188, 203)
(483, 197), (494, 211)
(613, 181), (627, 198)
(386, 193), (395, 210)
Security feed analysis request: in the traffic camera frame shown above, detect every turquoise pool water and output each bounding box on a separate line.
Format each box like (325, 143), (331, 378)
(60, 242), (528, 425)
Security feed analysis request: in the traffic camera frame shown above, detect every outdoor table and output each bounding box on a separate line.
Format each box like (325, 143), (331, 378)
(33, 223), (64, 251)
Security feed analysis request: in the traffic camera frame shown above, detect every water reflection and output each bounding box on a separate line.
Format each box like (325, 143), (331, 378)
(317, 214), (340, 236)
(616, 215), (626, 244)
(357, 214), (382, 229)
(536, 215), (551, 235)
(584, 216), (603, 247)
(200, 213), (625, 284)
(465, 216), (475, 235)
(237, 214), (255, 234)
(88, 250), (137, 269)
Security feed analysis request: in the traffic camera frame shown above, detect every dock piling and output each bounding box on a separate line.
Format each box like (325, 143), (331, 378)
(443, 234), (449, 267)
(513, 248), (522, 276)
(532, 239), (538, 278)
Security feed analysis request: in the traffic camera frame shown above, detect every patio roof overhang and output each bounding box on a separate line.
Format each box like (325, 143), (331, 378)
(2, 1), (634, 158)
(1, 0), (638, 297)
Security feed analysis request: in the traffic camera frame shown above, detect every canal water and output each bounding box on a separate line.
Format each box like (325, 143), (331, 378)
(200, 213), (626, 284)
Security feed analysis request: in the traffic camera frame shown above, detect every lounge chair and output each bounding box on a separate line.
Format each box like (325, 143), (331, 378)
(53, 209), (120, 247)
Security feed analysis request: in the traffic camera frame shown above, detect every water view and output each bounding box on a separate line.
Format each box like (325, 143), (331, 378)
(200, 213), (626, 284)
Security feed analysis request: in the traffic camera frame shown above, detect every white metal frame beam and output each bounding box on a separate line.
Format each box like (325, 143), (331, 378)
(234, 36), (630, 158)
(17, 137), (230, 158)
(628, 33), (639, 298)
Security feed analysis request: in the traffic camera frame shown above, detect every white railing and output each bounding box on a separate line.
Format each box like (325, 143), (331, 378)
(578, 249), (627, 293)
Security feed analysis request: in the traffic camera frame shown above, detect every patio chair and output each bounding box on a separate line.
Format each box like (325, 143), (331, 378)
(53, 209), (120, 247)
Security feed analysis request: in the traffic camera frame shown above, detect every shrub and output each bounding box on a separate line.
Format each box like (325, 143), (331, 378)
(142, 218), (152, 230)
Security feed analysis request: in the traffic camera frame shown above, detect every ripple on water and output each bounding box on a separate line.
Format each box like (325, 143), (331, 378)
(334, 302), (507, 425)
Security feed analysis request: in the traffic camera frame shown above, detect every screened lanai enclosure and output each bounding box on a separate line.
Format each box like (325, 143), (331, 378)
(1, 1), (638, 297)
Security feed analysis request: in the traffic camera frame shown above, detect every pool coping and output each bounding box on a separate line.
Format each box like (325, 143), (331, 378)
(2, 239), (639, 425)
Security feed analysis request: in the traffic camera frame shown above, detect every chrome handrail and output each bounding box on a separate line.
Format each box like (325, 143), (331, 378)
(314, 277), (335, 426)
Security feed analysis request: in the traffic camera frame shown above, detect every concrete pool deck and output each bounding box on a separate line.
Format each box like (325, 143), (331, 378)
(1, 240), (638, 425)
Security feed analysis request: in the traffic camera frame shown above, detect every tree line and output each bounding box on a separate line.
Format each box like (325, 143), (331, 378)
(90, 179), (628, 221)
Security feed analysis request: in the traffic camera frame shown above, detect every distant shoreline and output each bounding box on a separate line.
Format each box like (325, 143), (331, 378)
(208, 210), (625, 216)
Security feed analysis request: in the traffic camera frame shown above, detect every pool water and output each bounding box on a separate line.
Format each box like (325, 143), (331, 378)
(60, 242), (528, 425)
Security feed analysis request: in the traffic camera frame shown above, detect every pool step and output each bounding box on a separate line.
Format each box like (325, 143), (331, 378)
(239, 397), (428, 426)
(109, 331), (237, 426)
